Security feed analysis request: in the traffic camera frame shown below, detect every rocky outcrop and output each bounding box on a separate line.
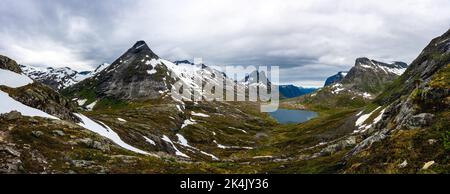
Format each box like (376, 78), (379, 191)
(0, 55), (22, 74)
(0, 55), (80, 122)
(346, 28), (450, 158)
(405, 113), (435, 129)
(0, 83), (80, 122)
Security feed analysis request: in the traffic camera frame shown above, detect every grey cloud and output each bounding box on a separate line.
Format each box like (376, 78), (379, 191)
(0, 0), (449, 87)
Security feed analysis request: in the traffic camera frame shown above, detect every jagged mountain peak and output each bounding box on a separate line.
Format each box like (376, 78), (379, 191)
(128, 40), (159, 58)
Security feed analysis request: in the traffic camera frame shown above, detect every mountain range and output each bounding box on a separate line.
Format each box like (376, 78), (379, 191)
(0, 28), (448, 174)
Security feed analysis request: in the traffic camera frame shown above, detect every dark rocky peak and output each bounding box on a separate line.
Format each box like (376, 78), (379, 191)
(130, 40), (159, 58)
(174, 60), (194, 65)
(0, 55), (22, 73)
(324, 71), (348, 86)
(105, 40), (159, 72)
(65, 40), (169, 101)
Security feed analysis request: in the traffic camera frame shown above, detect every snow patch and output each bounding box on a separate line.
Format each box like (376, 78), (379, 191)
(0, 91), (58, 119)
(74, 113), (152, 156)
(354, 107), (384, 133)
(176, 105), (183, 112)
(191, 111), (210, 118)
(143, 136), (156, 146)
(0, 69), (33, 88)
(228, 127), (248, 134)
(77, 99), (87, 106)
(86, 100), (97, 111)
(181, 118), (197, 129)
(161, 135), (189, 158)
(175, 134), (219, 160)
(355, 107), (380, 126)
(213, 140), (253, 150)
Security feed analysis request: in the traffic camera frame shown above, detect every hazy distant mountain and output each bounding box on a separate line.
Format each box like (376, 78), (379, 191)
(279, 85), (317, 98)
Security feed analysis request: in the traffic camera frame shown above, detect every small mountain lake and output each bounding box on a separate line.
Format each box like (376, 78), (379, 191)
(269, 109), (318, 124)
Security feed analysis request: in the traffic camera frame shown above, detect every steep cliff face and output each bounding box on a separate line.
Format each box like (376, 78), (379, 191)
(366, 29), (449, 135)
(343, 29), (450, 173)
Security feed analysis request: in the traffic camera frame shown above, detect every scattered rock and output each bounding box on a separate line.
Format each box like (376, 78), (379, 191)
(315, 136), (358, 157)
(78, 138), (110, 152)
(0, 145), (21, 157)
(422, 161), (435, 170)
(427, 139), (437, 145)
(398, 160), (408, 168)
(31, 131), (44, 138)
(0, 131), (6, 142)
(255, 132), (268, 139)
(406, 113), (434, 129)
(52, 130), (65, 136)
(1, 111), (22, 121)
(347, 128), (390, 157)
(70, 160), (96, 168)
(0, 158), (22, 173)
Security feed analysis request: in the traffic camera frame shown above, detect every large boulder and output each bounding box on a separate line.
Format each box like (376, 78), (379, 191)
(406, 113), (435, 129)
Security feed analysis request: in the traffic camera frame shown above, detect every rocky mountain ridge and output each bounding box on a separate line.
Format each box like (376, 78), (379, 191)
(20, 63), (109, 91)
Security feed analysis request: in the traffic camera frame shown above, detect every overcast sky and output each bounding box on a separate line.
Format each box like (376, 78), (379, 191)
(1, 0), (449, 87)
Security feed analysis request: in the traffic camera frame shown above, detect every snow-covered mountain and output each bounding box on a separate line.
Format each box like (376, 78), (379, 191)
(64, 41), (255, 105)
(20, 63), (110, 91)
(340, 57), (408, 94)
(293, 57), (408, 110)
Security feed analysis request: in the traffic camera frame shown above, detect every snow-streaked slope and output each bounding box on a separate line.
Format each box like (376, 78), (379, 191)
(20, 63), (110, 90)
(357, 59), (407, 76)
(0, 91), (58, 119)
(161, 135), (189, 158)
(175, 133), (219, 160)
(156, 59), (247, 101)
(0, 69), (33, 88)
(74, 113), (154, 156)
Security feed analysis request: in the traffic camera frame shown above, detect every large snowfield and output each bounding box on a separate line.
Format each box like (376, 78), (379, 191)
(0, 69), (33, 88)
